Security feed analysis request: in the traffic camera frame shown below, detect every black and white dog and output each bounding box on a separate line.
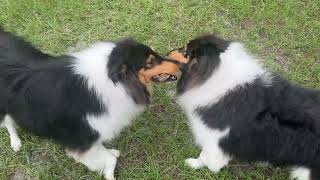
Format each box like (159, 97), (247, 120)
(168, 34), (320, 180)
(0, 28), (179, 179)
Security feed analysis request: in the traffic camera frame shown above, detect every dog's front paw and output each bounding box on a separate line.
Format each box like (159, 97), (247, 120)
(105, 174), (115, 180)
(185, 158), (204, 170)
(11, 138), (21, 152)
(104, 165), (116, 180)
(108, 149), (120, 158)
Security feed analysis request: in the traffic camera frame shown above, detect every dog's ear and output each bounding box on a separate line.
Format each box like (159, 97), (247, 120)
(108, 62), (128, 84)
(146, 54), (157, 68)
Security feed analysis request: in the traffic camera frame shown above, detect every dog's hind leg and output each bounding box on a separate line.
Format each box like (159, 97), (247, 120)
(66, 144), (119, 180)
(1, 115), (21, 152)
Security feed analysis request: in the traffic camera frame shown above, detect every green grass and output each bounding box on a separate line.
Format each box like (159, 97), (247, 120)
(0, 0), (319, 179)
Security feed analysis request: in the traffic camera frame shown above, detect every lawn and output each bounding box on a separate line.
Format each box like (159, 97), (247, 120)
(0, 0), (319, 179)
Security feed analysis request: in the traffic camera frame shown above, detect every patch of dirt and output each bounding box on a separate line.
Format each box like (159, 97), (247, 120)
(161, 165), (182, 179)
(258, 30), (269, 44)
(10, 170), (30, 180)
(241, 19), (254, 30)
(30, 150), (50, 167)
(275, 53), (290, 71)
(153, 104), (166, 115)
(63, 26), (72, 34)
(166, 90), (177, 100)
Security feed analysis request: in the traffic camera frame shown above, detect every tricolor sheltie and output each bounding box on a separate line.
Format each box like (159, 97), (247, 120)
(0, 27), (180, 179)
(169, 34), (320, 180)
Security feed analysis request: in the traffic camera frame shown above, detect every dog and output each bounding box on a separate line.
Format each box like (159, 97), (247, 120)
(0, 28), (180, 179)
(168, 34), (320, 180)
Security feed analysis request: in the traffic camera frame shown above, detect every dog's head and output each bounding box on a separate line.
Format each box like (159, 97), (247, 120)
(168, 34), (230, 94)
(108, 39), (181, 104)
(108, 39), (181, 85)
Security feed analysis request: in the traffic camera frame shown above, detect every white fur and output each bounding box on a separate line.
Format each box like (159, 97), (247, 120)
(66, 145), (119, 180)
(70, 42), (145, 179)
(178, 42), (267, 173)
(1, 115), (21, 152)
(71, 42), (144, 143)
(290, 167), (311, 180)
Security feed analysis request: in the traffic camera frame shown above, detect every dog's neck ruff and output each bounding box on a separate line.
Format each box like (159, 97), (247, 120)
(70, 42), (145, 142)
(178, 42), (268, 111)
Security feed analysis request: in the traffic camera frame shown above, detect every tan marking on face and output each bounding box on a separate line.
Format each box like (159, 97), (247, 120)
(138, 70), (149, 86)
(168, 50), (189, 63)
(138, 55), (180, 85)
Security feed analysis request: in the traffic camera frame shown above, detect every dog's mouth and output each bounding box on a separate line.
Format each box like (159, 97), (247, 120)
(150, 50), (188, 83)
(138, 54), (186, 85)
(151, 73), (177, 82)
(138, 60), (180, 85)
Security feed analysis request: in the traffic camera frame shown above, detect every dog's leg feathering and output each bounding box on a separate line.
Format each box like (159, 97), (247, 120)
(66, 144), (119, 180)
(2, 115), (21, 152)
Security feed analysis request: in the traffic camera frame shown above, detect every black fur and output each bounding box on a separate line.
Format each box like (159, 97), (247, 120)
(0, 28), (51, 63)
(1, 60), (102, 151)
(0, 28), (104, 150)
(177, 34), (320, 179)
(107, 39), (160, 105)
(177, 35), (230, 94)
(0, 28), (158, 151)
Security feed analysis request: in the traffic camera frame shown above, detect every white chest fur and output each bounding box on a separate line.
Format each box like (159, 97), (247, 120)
(177, 43), (266, 147)
(86, 84), (144, 143)
(71, 42), (144, 143)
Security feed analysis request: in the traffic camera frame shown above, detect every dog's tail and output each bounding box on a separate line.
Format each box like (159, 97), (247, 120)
(0, 27), (52, 62)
